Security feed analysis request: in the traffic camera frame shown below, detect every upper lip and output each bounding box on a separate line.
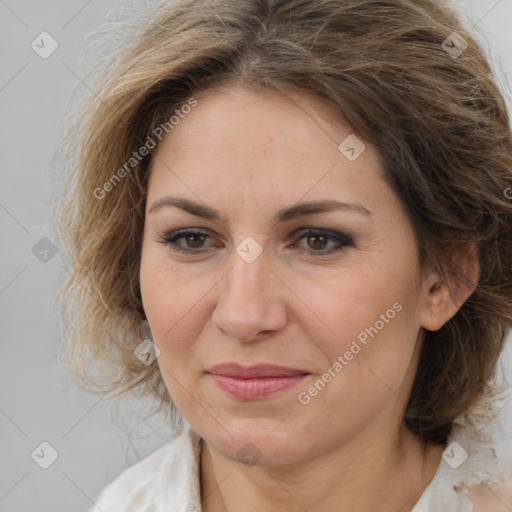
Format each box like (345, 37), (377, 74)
(207, 363), (309, 378)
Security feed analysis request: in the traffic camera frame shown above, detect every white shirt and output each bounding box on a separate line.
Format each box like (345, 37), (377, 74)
(90, 419), (512, 512)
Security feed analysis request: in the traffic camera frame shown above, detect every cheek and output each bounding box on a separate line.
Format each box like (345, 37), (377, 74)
(291, 287), (419, 444)
(139, 262), (207, 415)
(139, 252), (201, 360)
(139, 249), (226, 412)
(294, 256), (422, 392)
(302, 264), (414, 345)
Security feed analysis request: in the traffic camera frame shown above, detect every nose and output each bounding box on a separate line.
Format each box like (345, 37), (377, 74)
(211, 247), (287, 342)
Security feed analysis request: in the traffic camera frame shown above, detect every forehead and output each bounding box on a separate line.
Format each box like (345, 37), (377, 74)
(147, 85), (394, 220)
(156, 85), (352, 163)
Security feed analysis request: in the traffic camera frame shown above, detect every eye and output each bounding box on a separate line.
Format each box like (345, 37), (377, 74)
(159, 229), (218, 254)
(290, 229), (353, 256)
(159, 228), (353, 256)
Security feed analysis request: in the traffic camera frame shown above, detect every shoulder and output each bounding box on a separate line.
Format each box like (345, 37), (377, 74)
(412, 417), (512, 512)
(466, 480), (512, 512)
(91, 442), (173, 509)
(89, 425), (201, 512)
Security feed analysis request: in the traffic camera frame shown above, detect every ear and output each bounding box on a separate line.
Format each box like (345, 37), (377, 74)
(419, 243), (479, 332)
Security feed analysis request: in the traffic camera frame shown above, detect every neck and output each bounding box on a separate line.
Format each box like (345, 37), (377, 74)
(200, 422), (443, 512)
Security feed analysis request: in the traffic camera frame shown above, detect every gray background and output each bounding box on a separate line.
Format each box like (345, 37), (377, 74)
(0, 1), (511, 511)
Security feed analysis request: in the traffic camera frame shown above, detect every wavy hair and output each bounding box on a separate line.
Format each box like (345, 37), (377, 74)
(55, 0), (512, 444)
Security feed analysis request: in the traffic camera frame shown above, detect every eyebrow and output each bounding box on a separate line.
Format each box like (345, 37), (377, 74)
(148, 196), (373, 223)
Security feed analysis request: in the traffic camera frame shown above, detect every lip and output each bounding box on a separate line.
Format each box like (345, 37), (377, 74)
(207, 363), (310, 400)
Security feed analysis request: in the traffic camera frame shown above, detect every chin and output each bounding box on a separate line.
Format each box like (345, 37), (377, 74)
(198, 416), (315, 467)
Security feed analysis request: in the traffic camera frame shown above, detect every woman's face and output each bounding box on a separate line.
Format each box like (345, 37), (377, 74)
(140, 85), (434, 465)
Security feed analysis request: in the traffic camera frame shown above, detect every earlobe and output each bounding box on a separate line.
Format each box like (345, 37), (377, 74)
(419, 243), (479, 332)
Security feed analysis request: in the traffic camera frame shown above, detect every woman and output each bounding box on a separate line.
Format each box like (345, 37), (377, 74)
(56, 0), (512, 510)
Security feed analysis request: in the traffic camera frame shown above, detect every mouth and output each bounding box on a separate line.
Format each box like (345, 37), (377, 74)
(206, 363), (310, 400)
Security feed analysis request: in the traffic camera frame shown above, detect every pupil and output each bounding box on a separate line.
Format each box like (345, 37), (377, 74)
(308, 234), (327, 250)
(187, 234), (204, 248)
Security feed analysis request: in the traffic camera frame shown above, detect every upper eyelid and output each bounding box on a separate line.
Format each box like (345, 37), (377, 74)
(164, 227), (352, 238)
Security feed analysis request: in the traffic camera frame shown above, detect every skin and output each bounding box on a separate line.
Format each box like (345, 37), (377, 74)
(139, 84), (478, 512)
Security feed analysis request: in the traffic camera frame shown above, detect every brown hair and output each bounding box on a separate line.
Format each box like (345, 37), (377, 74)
(55, 0), (512, 445)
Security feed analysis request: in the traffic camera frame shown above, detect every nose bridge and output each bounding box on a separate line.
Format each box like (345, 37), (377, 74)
(224, 246), (268, 311)
(228, 232), (269, 293)
(212, 243), (286, 340)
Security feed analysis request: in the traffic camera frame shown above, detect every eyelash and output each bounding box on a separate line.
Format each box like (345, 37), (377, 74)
(159, 228), (353, 256)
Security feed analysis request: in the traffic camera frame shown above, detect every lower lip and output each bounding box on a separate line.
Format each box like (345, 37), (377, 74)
(209, 374), (308, 400)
